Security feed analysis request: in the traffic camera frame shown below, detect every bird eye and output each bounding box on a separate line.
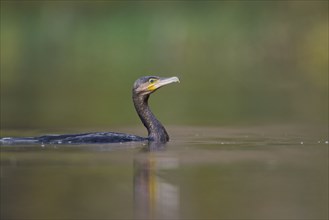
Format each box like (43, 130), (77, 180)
(148, 78), (156, 84)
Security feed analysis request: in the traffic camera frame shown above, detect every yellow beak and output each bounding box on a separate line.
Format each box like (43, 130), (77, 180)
(148, 76), (180, 91)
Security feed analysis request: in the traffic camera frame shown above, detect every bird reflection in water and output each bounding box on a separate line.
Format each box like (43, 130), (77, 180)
(134, 142), (179, 219)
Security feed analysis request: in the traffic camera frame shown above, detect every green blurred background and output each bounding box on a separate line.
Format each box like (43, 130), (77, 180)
(1, 1), (328, 130)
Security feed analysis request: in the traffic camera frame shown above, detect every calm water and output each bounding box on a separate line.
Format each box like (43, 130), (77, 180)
(1, 126), (328, 220)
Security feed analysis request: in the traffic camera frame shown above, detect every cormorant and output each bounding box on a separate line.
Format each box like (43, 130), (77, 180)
(0, 76), (180, 145)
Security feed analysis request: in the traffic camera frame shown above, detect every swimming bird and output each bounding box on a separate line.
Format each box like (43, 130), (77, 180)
(0, 76), (180, 145)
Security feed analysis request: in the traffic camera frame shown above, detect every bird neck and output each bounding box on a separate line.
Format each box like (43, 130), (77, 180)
(133, 94), (169, 143)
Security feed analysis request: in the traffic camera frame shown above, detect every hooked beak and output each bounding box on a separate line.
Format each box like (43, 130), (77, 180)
(149, 76), (180, 91)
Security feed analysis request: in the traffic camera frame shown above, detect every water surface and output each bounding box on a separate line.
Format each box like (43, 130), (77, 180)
(1, 125), (328, 219)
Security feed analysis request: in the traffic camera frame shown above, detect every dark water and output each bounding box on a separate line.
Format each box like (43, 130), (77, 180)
(1, 126), (328, 220)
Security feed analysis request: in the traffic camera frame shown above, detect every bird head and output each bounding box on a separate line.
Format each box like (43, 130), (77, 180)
(133, 76), (180, 96)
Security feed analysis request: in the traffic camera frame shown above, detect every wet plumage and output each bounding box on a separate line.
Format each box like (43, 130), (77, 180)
(0, 76), (179, 145)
